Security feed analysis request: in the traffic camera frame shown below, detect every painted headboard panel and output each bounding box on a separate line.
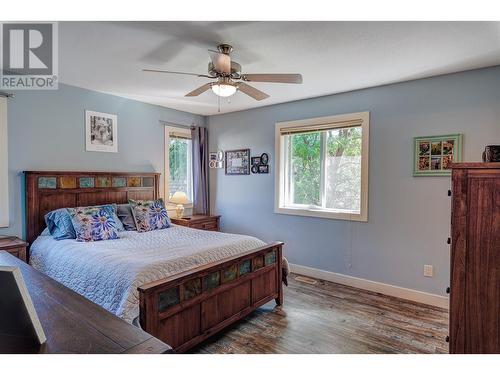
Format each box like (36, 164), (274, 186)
(24, 171), (160, 245)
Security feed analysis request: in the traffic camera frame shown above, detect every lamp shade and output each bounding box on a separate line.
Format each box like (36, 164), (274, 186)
(170, 191), (190, 205)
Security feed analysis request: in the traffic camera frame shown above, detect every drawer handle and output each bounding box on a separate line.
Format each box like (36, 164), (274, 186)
(447, 237), (451, 245)
(447, 190), (452, 197)
(446, 287), (450, 294)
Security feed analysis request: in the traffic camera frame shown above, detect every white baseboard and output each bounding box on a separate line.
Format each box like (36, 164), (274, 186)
(289, 263), (449, 309)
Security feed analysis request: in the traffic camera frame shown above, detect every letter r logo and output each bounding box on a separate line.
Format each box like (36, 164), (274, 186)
(2, 23), (53, 75)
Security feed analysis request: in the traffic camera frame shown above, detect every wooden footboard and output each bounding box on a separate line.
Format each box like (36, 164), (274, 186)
(138, 242), (284, 353)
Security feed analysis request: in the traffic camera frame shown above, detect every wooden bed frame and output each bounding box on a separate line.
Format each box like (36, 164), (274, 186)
(25, 171), (283, 353)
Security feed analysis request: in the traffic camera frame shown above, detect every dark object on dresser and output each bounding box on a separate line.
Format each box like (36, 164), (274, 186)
(25, 171), (284, 353)
(170, 214), (220, 231)
(449, 163), (500, 354)
(0, 237), (28, 262)
(482, 145), (500, 162)
(0, 265), (46, 345)
(0, 264), (46, 345)
(0, 251), (171, 354)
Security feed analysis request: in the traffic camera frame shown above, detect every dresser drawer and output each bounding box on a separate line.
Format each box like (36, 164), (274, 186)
(171, 215), (220, 232)
(190, 220), (218, 231)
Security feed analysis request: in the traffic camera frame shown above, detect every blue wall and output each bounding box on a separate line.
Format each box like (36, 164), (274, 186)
(207, 66), (500, 296)
(0, 83), (204, 238)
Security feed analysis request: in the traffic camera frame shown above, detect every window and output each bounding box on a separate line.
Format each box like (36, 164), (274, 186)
(275, 112), (369, 221)
(0, 97), (8, 227)
(165, 126), (193, 202)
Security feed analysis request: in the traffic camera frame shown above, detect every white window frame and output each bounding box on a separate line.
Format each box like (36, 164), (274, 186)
(164, 126), (193, 206)
(0, 97), (8, 227)
(275, 111), (369, 222)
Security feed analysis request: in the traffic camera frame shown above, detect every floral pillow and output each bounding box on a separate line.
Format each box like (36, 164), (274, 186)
(68, 206), (120, 242)
(129, 199), (171, 232)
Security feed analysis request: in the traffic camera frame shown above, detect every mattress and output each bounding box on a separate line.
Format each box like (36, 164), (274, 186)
(29, 225), (266, 324)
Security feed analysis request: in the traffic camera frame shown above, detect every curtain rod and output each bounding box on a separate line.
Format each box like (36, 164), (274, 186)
(159, 120), (198, 129)
(0, 92), (14, 98)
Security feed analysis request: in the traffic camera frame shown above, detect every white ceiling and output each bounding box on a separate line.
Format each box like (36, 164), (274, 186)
(59, 21), (500, 116)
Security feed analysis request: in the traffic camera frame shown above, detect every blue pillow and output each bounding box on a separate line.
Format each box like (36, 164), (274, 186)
(107, 204), (125, 232)
(45, 208), (76, 240)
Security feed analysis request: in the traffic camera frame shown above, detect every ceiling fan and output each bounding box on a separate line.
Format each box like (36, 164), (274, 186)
(143, 43), (303, 101)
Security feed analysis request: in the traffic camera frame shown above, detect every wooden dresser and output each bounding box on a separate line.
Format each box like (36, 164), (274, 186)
(0, 237), (28, 262)
(0, 251), (172, 354)
(449, 163), (500, 353)
(171, 214), (221, 231)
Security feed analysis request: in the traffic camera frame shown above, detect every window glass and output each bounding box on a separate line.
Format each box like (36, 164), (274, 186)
(289, 132), (321, 206)
(325, 127), (362, 212)
(168, 136), (193, 201)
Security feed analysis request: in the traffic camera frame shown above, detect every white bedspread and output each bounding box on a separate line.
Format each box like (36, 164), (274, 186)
(29, 226), (265, 323)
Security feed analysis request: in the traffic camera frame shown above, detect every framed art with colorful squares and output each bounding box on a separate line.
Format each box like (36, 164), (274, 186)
(413, 134), (463, 176)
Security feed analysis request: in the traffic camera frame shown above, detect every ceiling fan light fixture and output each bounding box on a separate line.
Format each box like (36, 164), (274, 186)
(211, 83), (237, 97)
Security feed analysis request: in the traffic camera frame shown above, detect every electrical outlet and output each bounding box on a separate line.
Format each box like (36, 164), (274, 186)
(424, 264), (434, 277)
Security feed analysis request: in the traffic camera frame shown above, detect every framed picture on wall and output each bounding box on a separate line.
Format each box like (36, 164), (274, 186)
(85, 110), (118, 153)
(209, 152), (218, 162)
(251, 156), (261, 166)
(210, 150), (225, 169)
(413, 134), (463, 176)
(225, 149), (250, 175)
(258, 165), (269, 174)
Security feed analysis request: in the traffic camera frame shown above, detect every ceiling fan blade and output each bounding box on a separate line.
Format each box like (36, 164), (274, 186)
(241, 74), (303, 84)
(142, 69), (212, 78)
(185, 83), (213, 97)
(208, 50), (231, 74)
(237, 82), (269, 101)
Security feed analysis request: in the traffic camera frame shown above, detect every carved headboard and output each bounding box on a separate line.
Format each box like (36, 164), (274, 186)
(25, 171), (161, 245)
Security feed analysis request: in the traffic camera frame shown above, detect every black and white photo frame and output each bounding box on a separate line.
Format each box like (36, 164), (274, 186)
(85, 110), (118, 153)
(251, 152), (270, 174)
(225, 149), (250, 175)
(258, 165), (269, 174)
(260, 152), (269, 165)
(209, 150), (225, 169)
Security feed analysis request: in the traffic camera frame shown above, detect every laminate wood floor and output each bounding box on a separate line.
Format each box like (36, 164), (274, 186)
(191, 274), (449, 354)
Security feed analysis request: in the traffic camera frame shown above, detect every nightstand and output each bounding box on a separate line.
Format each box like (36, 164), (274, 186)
(171, 215), (221, 232)
(0, 236), (28, 262)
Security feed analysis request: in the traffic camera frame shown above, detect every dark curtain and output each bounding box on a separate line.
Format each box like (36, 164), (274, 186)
(191, 126), (209, 215)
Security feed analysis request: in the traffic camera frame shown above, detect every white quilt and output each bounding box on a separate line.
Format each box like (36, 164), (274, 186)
(29, 225), (265, 323)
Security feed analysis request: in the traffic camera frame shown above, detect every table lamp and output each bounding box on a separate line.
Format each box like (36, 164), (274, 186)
(170, 191), (190, 218)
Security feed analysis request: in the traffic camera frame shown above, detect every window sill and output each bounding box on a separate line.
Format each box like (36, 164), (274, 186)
(274, 206), (367, 222)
